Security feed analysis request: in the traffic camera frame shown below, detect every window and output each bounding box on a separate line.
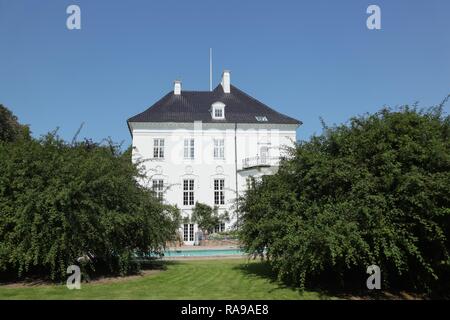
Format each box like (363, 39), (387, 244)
(183, 179), (194, 205)
(184, 139), (195, 159)
(214, 179), (225, 205)
(213, 139), (225, 159)
(255, 116), (268, 122)
(214, 108), (223, 118)
(183, 224), (190, 242)
(214, 222), (225, 233)
(152, 179), (164, 202)
(189, 224), (194, 241)
(260, 146), (269, 164)
(211, 102), (225, 120)
(153, 139), (164, 158)
(183, 223), (194, 242)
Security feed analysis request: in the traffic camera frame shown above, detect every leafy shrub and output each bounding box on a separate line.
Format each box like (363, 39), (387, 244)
(190, 202), (229, 236)
(208, 230), (239, 241)
(239, 101), (450, 294)
(0, 133), (180, 280)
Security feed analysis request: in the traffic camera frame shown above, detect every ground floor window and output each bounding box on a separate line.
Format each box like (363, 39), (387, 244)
(183, 224), (188, 241)
(214, 222), (226, 233)
(189, 224), (194, 241)
(183, 223), (195, 242)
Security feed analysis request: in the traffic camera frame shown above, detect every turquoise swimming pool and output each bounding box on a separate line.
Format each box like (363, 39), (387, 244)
(163, 248), (244, 257)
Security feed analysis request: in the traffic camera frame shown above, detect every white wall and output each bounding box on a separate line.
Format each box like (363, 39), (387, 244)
(130, 121), (297, 245)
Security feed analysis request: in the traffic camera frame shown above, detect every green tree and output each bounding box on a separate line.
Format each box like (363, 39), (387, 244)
(0, 133), (180, 280)
(239, 98), (450, 294)
(0, 104), (30, 142)
(191, 202), (229, 238)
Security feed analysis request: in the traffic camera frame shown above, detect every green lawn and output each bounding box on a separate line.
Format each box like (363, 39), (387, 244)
(0, 258), (332, 300)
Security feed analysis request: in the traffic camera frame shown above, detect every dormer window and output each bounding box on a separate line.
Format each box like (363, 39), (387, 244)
(255, 116), (268, 122)
(214, 108), (223, 118)
(211, 102), (226, 120)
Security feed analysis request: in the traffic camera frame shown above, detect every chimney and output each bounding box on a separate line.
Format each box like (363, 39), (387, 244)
(174, 80), (181, 95)
(221, 70), (231, 93)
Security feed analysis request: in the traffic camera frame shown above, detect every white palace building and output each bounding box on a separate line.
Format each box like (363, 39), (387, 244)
(127, 71), (300, 245)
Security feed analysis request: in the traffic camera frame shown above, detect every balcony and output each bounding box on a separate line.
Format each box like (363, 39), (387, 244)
(241, 156), (280, 170)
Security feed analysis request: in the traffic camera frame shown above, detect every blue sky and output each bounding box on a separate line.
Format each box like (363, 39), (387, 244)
(1, 0), (449, 145)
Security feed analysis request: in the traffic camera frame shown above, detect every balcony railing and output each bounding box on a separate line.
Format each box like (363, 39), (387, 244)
(242, 156), (279, 169)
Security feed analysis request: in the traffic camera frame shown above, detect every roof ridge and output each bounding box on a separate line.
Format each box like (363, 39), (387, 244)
(230, 85), (302, 124)
(179, 90), (212, 93)
(127, 84), (301, 126)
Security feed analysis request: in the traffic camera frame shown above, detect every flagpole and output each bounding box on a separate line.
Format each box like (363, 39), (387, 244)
(209, 48), (212, 91)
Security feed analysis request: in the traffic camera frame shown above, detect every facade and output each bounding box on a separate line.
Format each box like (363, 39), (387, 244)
(127, 71), (300, 245)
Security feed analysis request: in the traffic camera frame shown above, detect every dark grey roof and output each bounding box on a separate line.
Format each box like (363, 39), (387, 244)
(127, 84), (301, 125)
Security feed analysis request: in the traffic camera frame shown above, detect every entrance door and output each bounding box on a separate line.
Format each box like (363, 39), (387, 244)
(260, 146), (269, 165)
(183, 224), (195, 243)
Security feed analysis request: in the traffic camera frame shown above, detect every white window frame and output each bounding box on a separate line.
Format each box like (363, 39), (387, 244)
(214, 179), (225, 205)
(184, 139), (195, 159)
(153, 139), (164, 159)
(260, 146), (269, 164)
(152, 179), (164, 202)
(183, 224), (195, 242)
(211, 102), (226, 120)
(214, 222), (225, 233)
(189, 224), (194, 241)
(213, 139), (225, 160)
(214, 108), (223, 118)
(255, 116), (268, 122)
(183, 179), (195, 206)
